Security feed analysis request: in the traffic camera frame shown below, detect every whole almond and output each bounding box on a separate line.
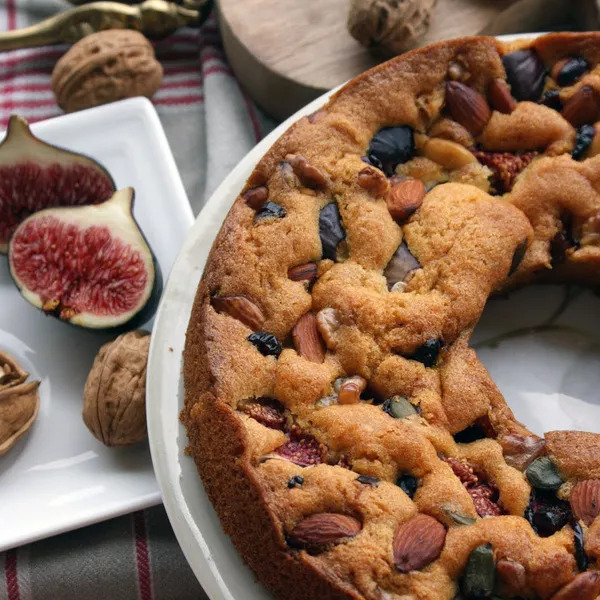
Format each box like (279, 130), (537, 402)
(445, 81), (491, 136)
(358, 166), (389, 197)
(286, 154), (327, 189)
(212, 296), (265, 330)
(562, 86), (600, 127)
(292, 312), (325, 363)
(550, 572), (600, 600)
(288, 262), (318, 283)
(570, 479), (600, 526)
(386, 179), (426, 222)
(496, 559), (527, 596)
(393, 513), (446, 573)
(288, 513), (361, 549)
(488, 79), (517, 114)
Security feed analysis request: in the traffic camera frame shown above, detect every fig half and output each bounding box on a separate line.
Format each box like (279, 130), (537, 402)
(0, 115), (115, 253)
(8, 188), (162, 329)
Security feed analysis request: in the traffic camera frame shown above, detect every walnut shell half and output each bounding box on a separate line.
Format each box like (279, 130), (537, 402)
(0, 380), (40, 456)
(0, 349), (28, 392)
(83, 330), (150, 447)
(51, 30), (163, 113)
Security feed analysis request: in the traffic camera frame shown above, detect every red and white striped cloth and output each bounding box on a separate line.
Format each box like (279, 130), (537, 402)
(0, 2), (276, 599)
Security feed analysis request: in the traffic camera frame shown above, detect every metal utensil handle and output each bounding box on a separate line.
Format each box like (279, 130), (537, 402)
(0, 0), (211, 52)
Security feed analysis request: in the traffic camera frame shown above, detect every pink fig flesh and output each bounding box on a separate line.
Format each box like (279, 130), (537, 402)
(0, 115), (115, 253)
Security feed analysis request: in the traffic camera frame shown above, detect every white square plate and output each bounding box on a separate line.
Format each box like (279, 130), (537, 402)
(0, 97), (193, 551)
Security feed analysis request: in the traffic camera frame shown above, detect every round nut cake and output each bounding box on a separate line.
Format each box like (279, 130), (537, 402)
(183, 33), (600, 600)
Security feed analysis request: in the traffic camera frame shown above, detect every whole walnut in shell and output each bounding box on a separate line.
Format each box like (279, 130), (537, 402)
(52, 30), (163, 113)
(83, 330), (150, 447)
(348, 0), (437, 56)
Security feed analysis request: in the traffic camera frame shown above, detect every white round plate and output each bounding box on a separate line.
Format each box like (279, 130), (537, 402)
(146, 34), (600, 600)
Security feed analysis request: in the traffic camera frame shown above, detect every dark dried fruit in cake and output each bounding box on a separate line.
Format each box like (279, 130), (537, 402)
(396, 474), (419, 499)
(500, 433), (545, 471)
(248, 332), (282, 357)
(540, 89), (562, 111)
(573, 521), (588, 571)
(8, 188), (160, 329)
(384, 242), (420, 290)
(502, 49), (546, 102)
(409, 339), (442, 367)
(254, 201), (286, 222)
(444, 81), (491, 136)
(319, 203), (346, 261)
(571, 124), (595, 160)
(0, 115), (115, 253)
(287, 475), (304, 488)
(461, 544), (495, 599)
(243, 186), (268, 209)
(525, 490), (571, 537)
(526, 457), (564, 490)
(508, 239), (528, 276)
(471, 150), (536, 194)
(356, 474), (380, 486)
(552, 56), (589, 86)
(367, 126), (415, 176)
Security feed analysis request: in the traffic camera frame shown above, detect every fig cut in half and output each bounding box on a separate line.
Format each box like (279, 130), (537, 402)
(0, 115), (115, 253)
(8, 188), (162, 329)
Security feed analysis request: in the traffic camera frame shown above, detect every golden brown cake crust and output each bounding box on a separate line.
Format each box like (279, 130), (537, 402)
(183, 33), (600, 600)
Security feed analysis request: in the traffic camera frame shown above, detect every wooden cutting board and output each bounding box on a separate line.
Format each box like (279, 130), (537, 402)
(217, 0), (574, 120)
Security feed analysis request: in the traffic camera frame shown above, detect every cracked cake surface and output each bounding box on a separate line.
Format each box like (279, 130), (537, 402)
(182, 33), (600, 600)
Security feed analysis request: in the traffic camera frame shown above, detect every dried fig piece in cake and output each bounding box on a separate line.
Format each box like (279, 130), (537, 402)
(238, 398), (287, 430)
(502, 49), (546, 101)
(470, 149), (537, 194)
(273, 429), (326, 467)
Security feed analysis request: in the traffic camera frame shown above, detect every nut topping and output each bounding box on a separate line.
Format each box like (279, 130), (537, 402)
(288, 513), (361, 550)
(445, 81), (491, 136)
(549, 572), (600, 600)
(243, 186), (268, 209)
(286, 154), (328, 189)
(212, 296), (266, 331)
(288, 262), (318, 283)
(292, 312), (325, 363)
(393, 513), (446, 573)
(488, 79), (517, 114)
(428, 118), (474, 147)
(316, 308), (341, 346)
(337, 376), (367, 405)
(423, 138), (476, 170)
(570, 479), (600, 526)
(0, 350), (27, 391)
(386, 178), (425, 222)
(358, 166), (389, 197)
(562, 86), (600, 127)
(0, 380), (40, 456)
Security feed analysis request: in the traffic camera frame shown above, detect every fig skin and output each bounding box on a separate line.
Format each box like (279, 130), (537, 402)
(8, 188), (162, 331)
(0, 115), (115, 253)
